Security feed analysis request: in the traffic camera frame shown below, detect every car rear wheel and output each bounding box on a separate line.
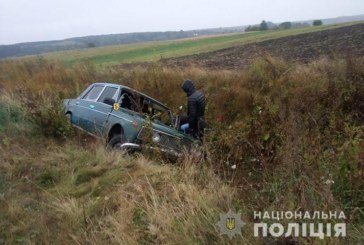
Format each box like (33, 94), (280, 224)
(65, 113), (72, 123)
(107, 134), (126, 150)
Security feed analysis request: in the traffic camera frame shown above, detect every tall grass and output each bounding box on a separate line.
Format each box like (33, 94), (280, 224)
(0, 56), (363, 243)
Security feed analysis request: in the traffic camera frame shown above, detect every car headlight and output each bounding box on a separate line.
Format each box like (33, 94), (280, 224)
(152, 132), (161, 143)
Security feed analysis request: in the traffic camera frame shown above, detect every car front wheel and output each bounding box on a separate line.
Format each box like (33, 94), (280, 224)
(107, 134), (126, 150)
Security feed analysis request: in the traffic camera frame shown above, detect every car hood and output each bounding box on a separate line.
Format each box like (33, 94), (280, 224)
(152, 122), (195, 142)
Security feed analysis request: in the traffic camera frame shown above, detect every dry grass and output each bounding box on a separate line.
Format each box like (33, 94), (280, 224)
(0, 56), (363, 243)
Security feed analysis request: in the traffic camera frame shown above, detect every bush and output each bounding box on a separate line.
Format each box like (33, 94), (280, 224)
(313, 20), (323, 26)
(0, 93), (27, 133)
(18, 89), (74, 138)
(279, 22), (292, 29)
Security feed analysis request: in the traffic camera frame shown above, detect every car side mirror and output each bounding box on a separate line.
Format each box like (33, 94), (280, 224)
(103, 97), (115, 106)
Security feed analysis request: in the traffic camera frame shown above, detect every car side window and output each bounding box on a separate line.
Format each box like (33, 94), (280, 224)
(97, 86), (118, 104)
(119, 92), (132, 110)
(119, 90), (138, 110)
(83, 86), (104, 101)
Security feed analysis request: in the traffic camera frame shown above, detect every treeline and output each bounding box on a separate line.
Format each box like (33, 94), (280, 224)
(0, 28), (243, 59)
(1, 14), (362, 59)
(245, 20), (322, 32)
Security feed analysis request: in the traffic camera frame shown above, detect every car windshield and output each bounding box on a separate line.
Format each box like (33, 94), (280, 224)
(83, 85), (104, 101)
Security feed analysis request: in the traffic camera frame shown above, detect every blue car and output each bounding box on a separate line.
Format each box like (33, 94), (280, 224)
(63, 83), (199, 157)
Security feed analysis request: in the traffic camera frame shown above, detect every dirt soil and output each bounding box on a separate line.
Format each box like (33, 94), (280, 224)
(161, 23), (364, 70)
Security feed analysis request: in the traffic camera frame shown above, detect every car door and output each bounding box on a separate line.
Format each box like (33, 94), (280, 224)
(92, 85), (119, 136)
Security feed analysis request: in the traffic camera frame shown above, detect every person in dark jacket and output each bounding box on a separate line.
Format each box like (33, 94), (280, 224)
(180, 79), (205, 139)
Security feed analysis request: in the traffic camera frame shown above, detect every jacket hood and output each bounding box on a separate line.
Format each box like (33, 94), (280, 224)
(181, 79), (196, 96)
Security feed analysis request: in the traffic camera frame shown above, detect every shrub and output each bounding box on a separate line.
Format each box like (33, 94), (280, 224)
(18, 89), (74, 139)
(313, 20), (323, 26)
(0, 92), (27, 133)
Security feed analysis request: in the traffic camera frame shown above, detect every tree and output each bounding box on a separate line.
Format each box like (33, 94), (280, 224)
(245, 25), (260, 32)
(313, 20), (323, 26)
(267, 21), (278, 30)
(292, 22), (310, 28)
(87, 42), (96, 48)
(260, 20), (268, 31)
(279, 22), (292, 29)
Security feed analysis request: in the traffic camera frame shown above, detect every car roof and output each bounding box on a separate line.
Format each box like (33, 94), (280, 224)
(93, 82), (170, 111)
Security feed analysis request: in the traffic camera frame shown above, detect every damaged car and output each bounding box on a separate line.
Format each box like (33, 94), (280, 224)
(63, 83), (200, 157)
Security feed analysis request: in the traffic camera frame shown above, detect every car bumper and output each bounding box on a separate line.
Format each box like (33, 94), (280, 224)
(118, 143), (182, 158)
(119, 143), (141, 151)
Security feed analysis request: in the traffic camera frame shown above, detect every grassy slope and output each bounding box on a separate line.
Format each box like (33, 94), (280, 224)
(1, 21), (363, 243)
(39, 22), (362, 66)
(0, 57), (363, 243)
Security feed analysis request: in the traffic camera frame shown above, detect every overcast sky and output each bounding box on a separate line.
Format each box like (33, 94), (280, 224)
(0, 0), (363, 45)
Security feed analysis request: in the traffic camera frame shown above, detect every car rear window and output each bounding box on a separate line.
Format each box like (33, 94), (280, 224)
(83, 86), (104, 101)
(98, 86), (118, 103)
